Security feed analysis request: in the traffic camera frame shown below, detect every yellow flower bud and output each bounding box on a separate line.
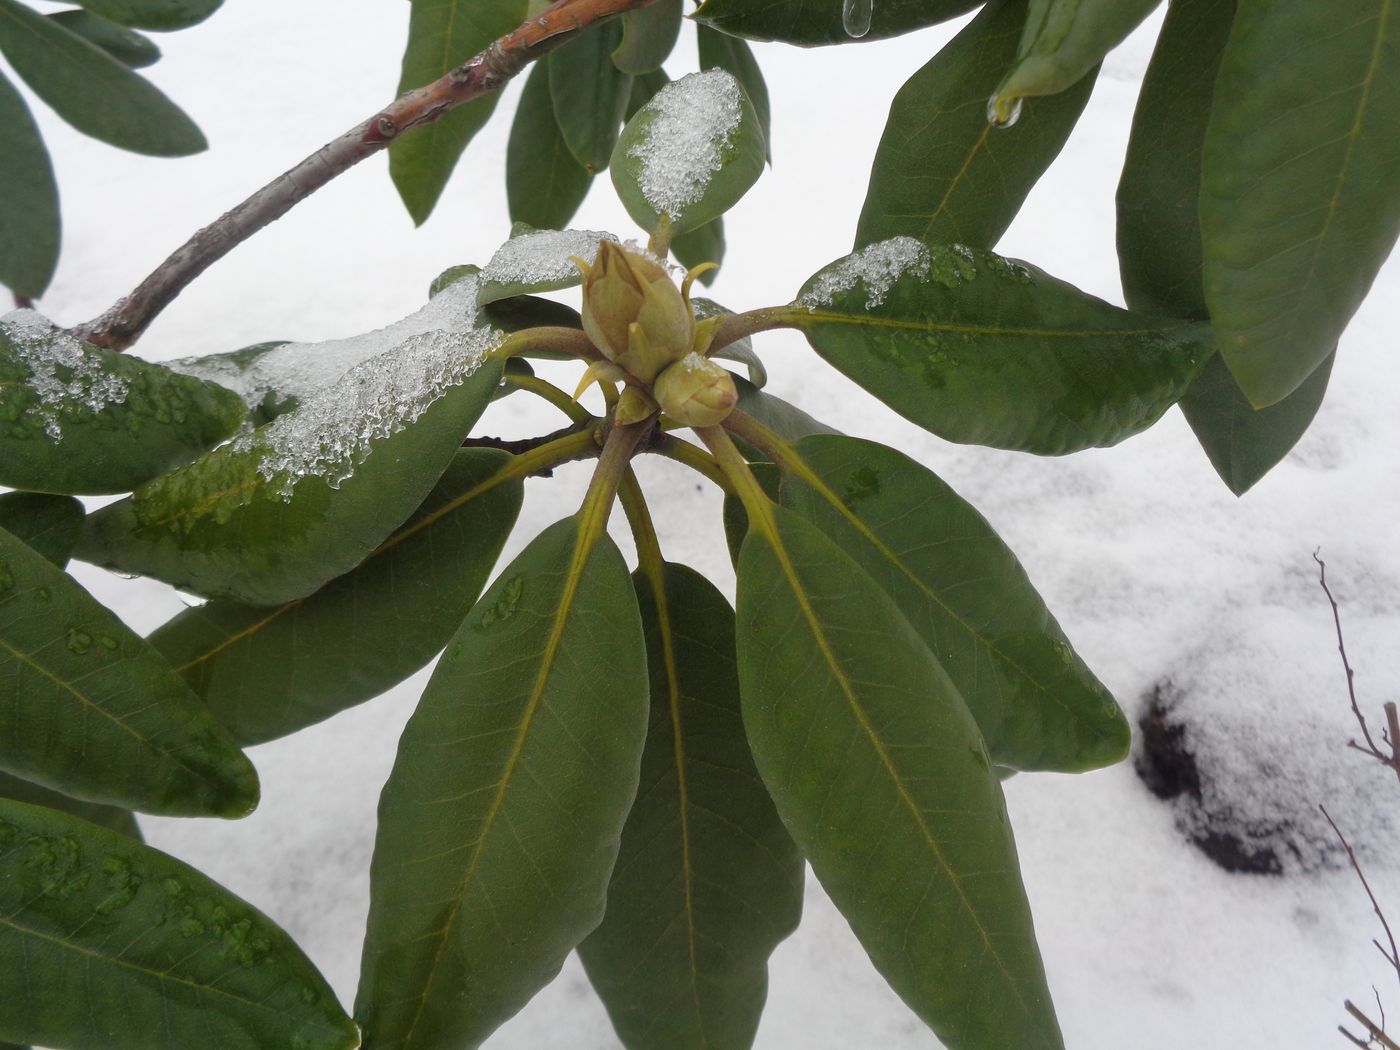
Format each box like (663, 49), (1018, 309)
(653, 353), (738, 428)
(579, 241), (694, 382)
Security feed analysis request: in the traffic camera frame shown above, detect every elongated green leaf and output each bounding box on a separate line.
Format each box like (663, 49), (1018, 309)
(148, 449), (523, 745)
(795, 239), (1210, 453)
(0, 798), (358, 1050)
(78, 328), (505, 605)
(0, 527), (257, 817)
(779, 435), (1127, 771)
(1, 315), (246, 495)
(612, 70), (766, 236)
(0, 69), (58, 300)
(613, 0), (681, 73)
(579, 563), (803, 1049)
(507, 63), (594, 231)
(1202, 0), (1400, 407)
(991, 0), (1159, 120)
(47, 10), (160, 67)
(551, 21), (634, 174)
(736, 502), (1062, 1050)
(0, 769), (140, 840)
(0, 492), (83, 567)
(71, 0), (220, 30)
(476, 227), (616, 306)
(734, 376), (837, 442)
(672, 217), (725, 282)
(856, 0), (1096, 251)
(698, 26), (772, 162)
(356, 516), (648, 1050)
(390, 0), (527, 224)
(0, 0), (203, 156)
(693, 0), (980, 46)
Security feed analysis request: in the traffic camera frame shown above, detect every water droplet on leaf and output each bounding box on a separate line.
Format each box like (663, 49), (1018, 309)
(67, 629), (92, 655)
(986, 93), (1023, 129)
(842, 0), (873, 37)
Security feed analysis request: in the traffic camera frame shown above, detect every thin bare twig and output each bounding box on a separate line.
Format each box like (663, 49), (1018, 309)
(1345, 1000), (1400, 1050)
(76, 0), (656, 352)
(1324, 806), (1400, 994)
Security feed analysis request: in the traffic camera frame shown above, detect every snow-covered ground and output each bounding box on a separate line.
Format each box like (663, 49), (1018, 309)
(9, 2), (1400, 1046)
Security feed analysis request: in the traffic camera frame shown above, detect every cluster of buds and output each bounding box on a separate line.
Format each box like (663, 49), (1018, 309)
(575, 242), (737, 427)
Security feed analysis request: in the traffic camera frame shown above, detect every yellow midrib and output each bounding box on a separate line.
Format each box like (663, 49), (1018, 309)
(798, 307), (1168, 340)
(916, 121), (992, 243)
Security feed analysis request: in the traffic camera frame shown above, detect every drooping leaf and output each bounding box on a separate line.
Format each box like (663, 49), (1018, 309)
(612, 0), (682, 73)
(0, 770), (140, 840)
(148, 448), (523, 745)
(856, 0), (1097, 251)
(794, 239), (1210, 454)
(612, 69), (766, 236)
(672, 218), (725, 282)
(1201, 0), (1400, 407)
(0, 0), (204, 156)
(735, 501), (1063, 1050)
(47, 10), (161, 67)
(507, 63), (594, 231)
(69, 0), (220, 31)
(355, 516), (648, 1050)
(693, 0), (981, 46)
(694, 300), (767, 387)
(0, 492), (83, 567)
(483, 291), (583, 333)
(733, 375), (837, 442)
(0, 314), (247, 495)
(0, 798), (358, 1050)
(698, 26), (772, 162)
(0, 71), (59, 299)
(390, 0), (528, 224)
(0, 526), (257, 818)
(578, 562), (803, 1050)
(550, 20), (634, 174)
(77, 324), (506, 605)
(476, 227), (617, 306)
(778, 434), (1128, 771)
(990, 0), (1160, 121)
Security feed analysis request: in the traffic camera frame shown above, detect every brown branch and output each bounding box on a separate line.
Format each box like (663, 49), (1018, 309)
(75, 0), (655, 352)
(1345, 1000), (1400, 1050)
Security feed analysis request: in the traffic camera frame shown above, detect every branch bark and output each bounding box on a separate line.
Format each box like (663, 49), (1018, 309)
(75, 0), (655, 352)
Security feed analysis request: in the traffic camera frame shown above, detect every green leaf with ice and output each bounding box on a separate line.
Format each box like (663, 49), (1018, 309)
(793, 238), (1211, 454)
(76, 279), (507, 605)
(0, 525), (258, 818)
(611, 70), (766, 237)
(0, 313), (248, 495)
(0, 798), (358, 1050)
(693, 0), (980, 47)
(475, 227), (618, 306)
(697, 25), (771, 162)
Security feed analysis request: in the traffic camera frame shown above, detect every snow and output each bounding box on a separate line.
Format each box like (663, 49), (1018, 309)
(479, 228), (617, 292)
(627, 70), (743, 218)
(798, 236), (932, 309)
(8, 3), (1400, 1048)
(0, 309), (128, 439)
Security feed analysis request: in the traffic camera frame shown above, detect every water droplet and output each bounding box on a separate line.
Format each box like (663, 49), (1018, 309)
(180, 917), (205, 938)
(0, 564), (12, 593)
(98, 635), (118, 651)
(67, 628), (92, 655)
(986, 93), (1023, 129)
(475, 576), (525, 631)
(35, 587), (50, 600)
(1054, 640), (1071, 665)
(842, 0), (872, 37)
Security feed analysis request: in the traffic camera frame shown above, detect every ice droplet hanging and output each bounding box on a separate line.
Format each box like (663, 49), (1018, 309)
(842, 0), (872, 38)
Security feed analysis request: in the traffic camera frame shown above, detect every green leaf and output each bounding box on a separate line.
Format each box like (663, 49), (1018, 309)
(0, 0), (204, 157)
(0, 71), (59, 299)
(390, 0), (527, 224)
(0, 492), (83, 567)
(693, 0), (980, 46)
(778, 434), (1128, 771)
(1179, 350), (1334, 497)
(735, 502), (1062, 1050)
(77, 332), (505, 606)
(578, 562), (803, 1050)
(70, 0), (220, 31)
(476, 227), (616, 306)
(722, 460), (778, 568)
(794, 239), (1210, 454)
(856, 0), (1097, 251)
(1201, 0), (1400, 407)
(612, 70), (767, 236)
(507, 63), (594, 231)
(0, 526), (257, 818)
(672, 217), (725, 282)
(733, 375), (837, 442)
(550, 21), (634, 174)
(148, 448), (523, 745)
(695, 300), (768, 387)
(991, 0), (1160, 120)
(698, 26), (772, 162)
(626, 67), (671, 121)
(0, 316), (247, 495)
(483, 291), (583, 332)
(355, 515), (649, 1050)
(47, 10), (161, 67)
(612, 0), (681, 74)
(0, 769), (140, 840)
(0, 798), (358, 1050)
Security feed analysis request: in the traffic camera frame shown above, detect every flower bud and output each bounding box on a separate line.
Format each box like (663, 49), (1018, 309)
(653, 353), (738, 428)
(579, 241), (694, 382)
